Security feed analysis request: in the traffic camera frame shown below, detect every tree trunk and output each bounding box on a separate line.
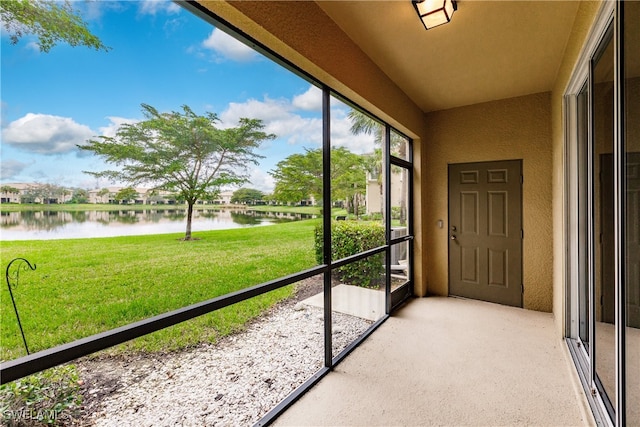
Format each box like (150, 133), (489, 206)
(400, 168), (407, 226)
(399, 139), (407, 226)
(185, 201), (194, 240)
(353, 194), (359, 219)
(379, 182), (384, 220)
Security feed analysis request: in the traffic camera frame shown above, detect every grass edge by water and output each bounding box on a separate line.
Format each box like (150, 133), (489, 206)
(0, 220), (319, 361)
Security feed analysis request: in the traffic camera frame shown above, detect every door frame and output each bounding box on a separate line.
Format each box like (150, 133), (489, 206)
(562, 2), (635, 425)
(447, 159), (524, 308)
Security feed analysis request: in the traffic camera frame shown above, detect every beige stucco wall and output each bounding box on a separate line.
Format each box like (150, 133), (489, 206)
(550, 1), (602, 334)
(424, 92), (553, 312)
(199, 1), (430, 295)
(197, 1), (607, 317)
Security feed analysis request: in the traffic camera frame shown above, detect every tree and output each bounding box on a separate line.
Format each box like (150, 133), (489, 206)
(20, 183), (65, 204)
(1, 186), (21, 204)
(96, 188), (110, 204)
(1, 0), (109, 53)
(348, 109), (408, 224)
(331, 149), (367, 217)
(348, 110), (406, 151)
(269, 147), (366, 211)
(348, 110), (384, 144)
(231, 188), (264, 205)
(79, 103), (274, 240)
(114, 187), (138, 205)
(69, 188), (89, 204)
(1, 185), (20, 194)
(270, 149), (323, 204)
(60, 187), (71, 203)
(146, 189), (166, 205)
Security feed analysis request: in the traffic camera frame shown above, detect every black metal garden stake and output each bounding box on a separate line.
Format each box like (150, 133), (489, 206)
(5, 257), (36, 355)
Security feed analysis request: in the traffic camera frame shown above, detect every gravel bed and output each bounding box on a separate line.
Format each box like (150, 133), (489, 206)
(75, 296), (372, 426)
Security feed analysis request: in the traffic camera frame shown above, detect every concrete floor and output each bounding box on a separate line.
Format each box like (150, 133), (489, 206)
(273, 296), (595, 426)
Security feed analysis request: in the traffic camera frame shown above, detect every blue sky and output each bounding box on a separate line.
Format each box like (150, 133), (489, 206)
(1, 0), (373, 193)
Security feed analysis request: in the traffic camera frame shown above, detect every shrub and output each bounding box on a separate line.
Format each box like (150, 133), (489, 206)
(315, 221), (385, 288)
(359, 212), (383, 221)
(391, 206), (402, 220)
(0, 365), (82, 426)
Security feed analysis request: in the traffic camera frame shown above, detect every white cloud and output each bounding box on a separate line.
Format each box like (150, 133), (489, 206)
(163, 17), (185, 35)
(0, 159), (30, 180)
(329, 108), (377, 154)
(202, 29), (257, 62)
(77, 0), (123, 22)
(221, 97), (290, 125)
(247, 168), (275, 193)
(220, 96), (323, 147)
(26, 41), (40, 52)
(218, 91), (377, 152)
(138, 0), (182, 16)
(292, 86), (322, 111)
(2, 113), (94, 155)
(270, 116), (323, 146)
(98, 116), (140, 138)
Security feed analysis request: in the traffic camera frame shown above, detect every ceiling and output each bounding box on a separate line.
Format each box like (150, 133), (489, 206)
(316, 1), (581, 113)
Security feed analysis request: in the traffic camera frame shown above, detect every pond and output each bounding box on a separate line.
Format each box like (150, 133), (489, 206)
(0, 208), (315, 240)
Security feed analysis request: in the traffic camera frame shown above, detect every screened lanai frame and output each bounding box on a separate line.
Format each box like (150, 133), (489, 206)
(0, 1), (414, 424)
(563, 1), (634, 426)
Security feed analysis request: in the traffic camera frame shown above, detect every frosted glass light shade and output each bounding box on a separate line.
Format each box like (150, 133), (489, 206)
(413, 0), (456, 30)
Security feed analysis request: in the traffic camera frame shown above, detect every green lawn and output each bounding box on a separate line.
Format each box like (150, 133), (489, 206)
(249, 205), (349, 217)
(0, 220), (319, 361)
(248, 205), (322, 215)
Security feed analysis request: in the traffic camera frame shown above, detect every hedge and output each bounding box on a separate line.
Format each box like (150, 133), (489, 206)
(314, 221), (385, 288)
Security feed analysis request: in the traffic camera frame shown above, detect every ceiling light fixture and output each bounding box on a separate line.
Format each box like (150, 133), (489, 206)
(413, 0), (457, 30)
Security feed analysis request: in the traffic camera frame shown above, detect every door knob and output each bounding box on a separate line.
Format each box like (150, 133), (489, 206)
(451, 225), (457, 231)
(450, 235), (457, 240)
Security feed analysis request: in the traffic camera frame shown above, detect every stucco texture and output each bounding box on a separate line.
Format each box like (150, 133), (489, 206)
(424, 92), (553, 312)
(196, 1), (604, 317)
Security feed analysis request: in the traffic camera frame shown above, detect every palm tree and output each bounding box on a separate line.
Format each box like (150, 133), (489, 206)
(0, 185), (20, 203)
(97, 188), (110, 204)
(348, 110), (408, 225)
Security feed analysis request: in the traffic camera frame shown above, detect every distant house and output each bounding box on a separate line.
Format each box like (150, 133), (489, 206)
(0, 183), (72, 204)
(88, 187), (176, 205)
(1, 182), (273, 206)
(207, 190), (234, 205)
(0, 184), (22, 203)
(298, 196), (316, 207)
(365, 169), (404, 215)
(88, 187), (119, 204)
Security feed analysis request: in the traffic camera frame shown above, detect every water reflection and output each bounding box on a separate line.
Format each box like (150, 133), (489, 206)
(0, 209), (315, 240)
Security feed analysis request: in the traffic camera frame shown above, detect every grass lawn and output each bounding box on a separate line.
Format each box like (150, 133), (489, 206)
(248, 205), (322, 215)
(0, 220), (319, 361)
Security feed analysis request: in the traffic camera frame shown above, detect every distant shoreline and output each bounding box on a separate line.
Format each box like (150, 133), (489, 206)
(0, 203), (246, 212)
(0, 203), (323, 216)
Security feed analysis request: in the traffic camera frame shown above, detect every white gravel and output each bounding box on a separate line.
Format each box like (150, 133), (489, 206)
(77, 302), (372, 426)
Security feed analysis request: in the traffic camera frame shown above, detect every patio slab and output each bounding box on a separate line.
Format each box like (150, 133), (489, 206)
(301, 284), (385, 322)
(274, 296), (595, 426)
